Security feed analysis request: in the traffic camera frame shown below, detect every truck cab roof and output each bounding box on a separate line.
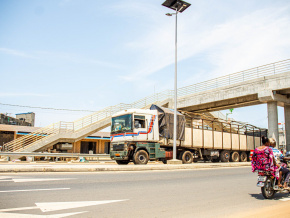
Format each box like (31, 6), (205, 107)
(112, 109), (157, 117)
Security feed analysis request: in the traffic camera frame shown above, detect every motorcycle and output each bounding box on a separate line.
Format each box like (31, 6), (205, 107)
(257, 167), (290, 199)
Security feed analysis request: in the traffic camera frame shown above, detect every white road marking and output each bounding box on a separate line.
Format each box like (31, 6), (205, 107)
(0, 180), (12, 182)
(12, 178), (75, 183)
(0, 188), (70, 193)
(0, 211), (87, 217)
(0, 199), (128, 213)
(280, 197), (290, 201)
(0, 176), (14, 180)
(36, 200), (128, 212)
(0, 206), (38, 212)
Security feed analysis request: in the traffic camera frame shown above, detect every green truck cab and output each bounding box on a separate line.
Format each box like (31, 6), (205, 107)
(110, 108), (166, 164)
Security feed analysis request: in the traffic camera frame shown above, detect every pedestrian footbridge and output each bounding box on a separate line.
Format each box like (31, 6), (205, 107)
(3, 59), (290, 152)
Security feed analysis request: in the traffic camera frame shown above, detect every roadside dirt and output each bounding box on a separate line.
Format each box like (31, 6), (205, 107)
(230, 200), (290, 218)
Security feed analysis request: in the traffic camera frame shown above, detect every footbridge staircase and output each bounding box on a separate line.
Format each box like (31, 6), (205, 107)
(3, 59), (290, 152)
(3, 95), (172, 152)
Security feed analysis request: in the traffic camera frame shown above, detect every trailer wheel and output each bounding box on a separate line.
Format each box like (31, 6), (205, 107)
(247, 152), (251, 161)
(178, 151), (184, 160)
(116, 160), (129, 165)
(230, 151), (239, 162)
(240, 152), (247, 162)
(220, 150), (230, 162)
(211, 156), (220, 162)
(181, 151), (193, 164)
(204, 155), (211, 162)
(133, 150), (149, 165)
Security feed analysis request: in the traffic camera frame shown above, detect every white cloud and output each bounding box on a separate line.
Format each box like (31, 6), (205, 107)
(35, 51), (123, 69)
(0, 48), (122, 69)
(118, 4), (290, 86)
(108, 0), (161, 18)
(202, 7), (290, 79)
(0, 93), (50, 97)
(0, 48), (37, 59)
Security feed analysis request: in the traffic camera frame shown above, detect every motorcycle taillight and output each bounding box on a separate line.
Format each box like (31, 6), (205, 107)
(258, 172), (265, 176)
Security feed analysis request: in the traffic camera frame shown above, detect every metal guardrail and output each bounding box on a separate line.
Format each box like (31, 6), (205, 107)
(3, 59), (290, 152)
(0, 152), (110, 162)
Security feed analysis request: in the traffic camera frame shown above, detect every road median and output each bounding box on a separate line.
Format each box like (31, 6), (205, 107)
(0, 162), (251, 172)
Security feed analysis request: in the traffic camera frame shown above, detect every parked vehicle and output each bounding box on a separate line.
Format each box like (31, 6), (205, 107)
(110, 105), (266, 165)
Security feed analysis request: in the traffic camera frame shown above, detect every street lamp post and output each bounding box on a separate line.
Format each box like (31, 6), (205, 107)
(162, 0), (191, 161)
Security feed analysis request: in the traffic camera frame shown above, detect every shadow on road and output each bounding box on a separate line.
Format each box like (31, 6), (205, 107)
(249, 193), (265, 200)
(249, 193), (290, 200)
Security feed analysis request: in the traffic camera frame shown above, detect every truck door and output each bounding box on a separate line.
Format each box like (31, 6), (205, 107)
(146, 114), (156, 141)
(133, 115), (148, 141)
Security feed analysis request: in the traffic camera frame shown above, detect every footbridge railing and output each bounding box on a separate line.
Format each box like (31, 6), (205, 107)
(3, 59), (290, 152)
(177, 59), (290, 97)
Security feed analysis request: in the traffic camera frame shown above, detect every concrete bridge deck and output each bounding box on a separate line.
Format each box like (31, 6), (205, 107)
(3, 59), (290, 152)
(178, 71), (290, 112)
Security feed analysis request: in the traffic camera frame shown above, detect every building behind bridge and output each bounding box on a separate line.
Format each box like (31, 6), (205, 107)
(0, 113), (34, 127)
(0, 124), (110, 154)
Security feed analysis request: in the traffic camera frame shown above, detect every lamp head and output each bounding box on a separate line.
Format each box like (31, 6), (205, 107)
(162, 0), (191, 13)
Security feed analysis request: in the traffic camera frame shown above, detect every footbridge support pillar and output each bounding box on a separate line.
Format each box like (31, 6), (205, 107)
(285, 104), (290, 151)
(267, 101), (279, 146)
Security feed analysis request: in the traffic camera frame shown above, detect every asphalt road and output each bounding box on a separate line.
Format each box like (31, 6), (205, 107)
(0, 167), (290, 218)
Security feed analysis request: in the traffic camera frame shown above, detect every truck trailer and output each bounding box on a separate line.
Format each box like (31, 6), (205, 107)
(110, 104), (266, 165)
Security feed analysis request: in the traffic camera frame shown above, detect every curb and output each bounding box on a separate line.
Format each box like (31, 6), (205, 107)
(0, 162), (251, 173)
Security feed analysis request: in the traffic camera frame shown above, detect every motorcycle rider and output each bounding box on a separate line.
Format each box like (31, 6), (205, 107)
(252, 136), (279, 177)
(269, 138), (290, 189)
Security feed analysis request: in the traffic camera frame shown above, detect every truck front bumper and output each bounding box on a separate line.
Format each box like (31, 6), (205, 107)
(110, 151), (129, 160)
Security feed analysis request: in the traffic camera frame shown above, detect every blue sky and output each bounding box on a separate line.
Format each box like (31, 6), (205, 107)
(0, 0), (290, 129)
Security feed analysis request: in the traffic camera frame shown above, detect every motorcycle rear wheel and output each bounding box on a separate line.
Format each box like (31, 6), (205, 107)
(261, 178), (276, 199)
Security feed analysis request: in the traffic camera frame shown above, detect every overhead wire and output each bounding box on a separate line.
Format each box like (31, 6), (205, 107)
(0, 102), (97, 113)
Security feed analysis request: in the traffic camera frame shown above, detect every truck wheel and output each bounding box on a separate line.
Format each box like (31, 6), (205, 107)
(230, 151), (239, 162)
(116, 160), (129, 165)
(181, 151), (193, 164)
(161, 159), (167, 164)
(240, 152), (247, 162)
(133, 150), (149, 165)
(220, 150), (230, 162)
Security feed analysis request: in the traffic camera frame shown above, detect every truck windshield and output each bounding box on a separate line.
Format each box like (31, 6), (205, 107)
(111, 114), (132, 134)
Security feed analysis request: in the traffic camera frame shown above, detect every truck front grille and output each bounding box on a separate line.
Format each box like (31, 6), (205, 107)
(113, 144), (125, 151)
